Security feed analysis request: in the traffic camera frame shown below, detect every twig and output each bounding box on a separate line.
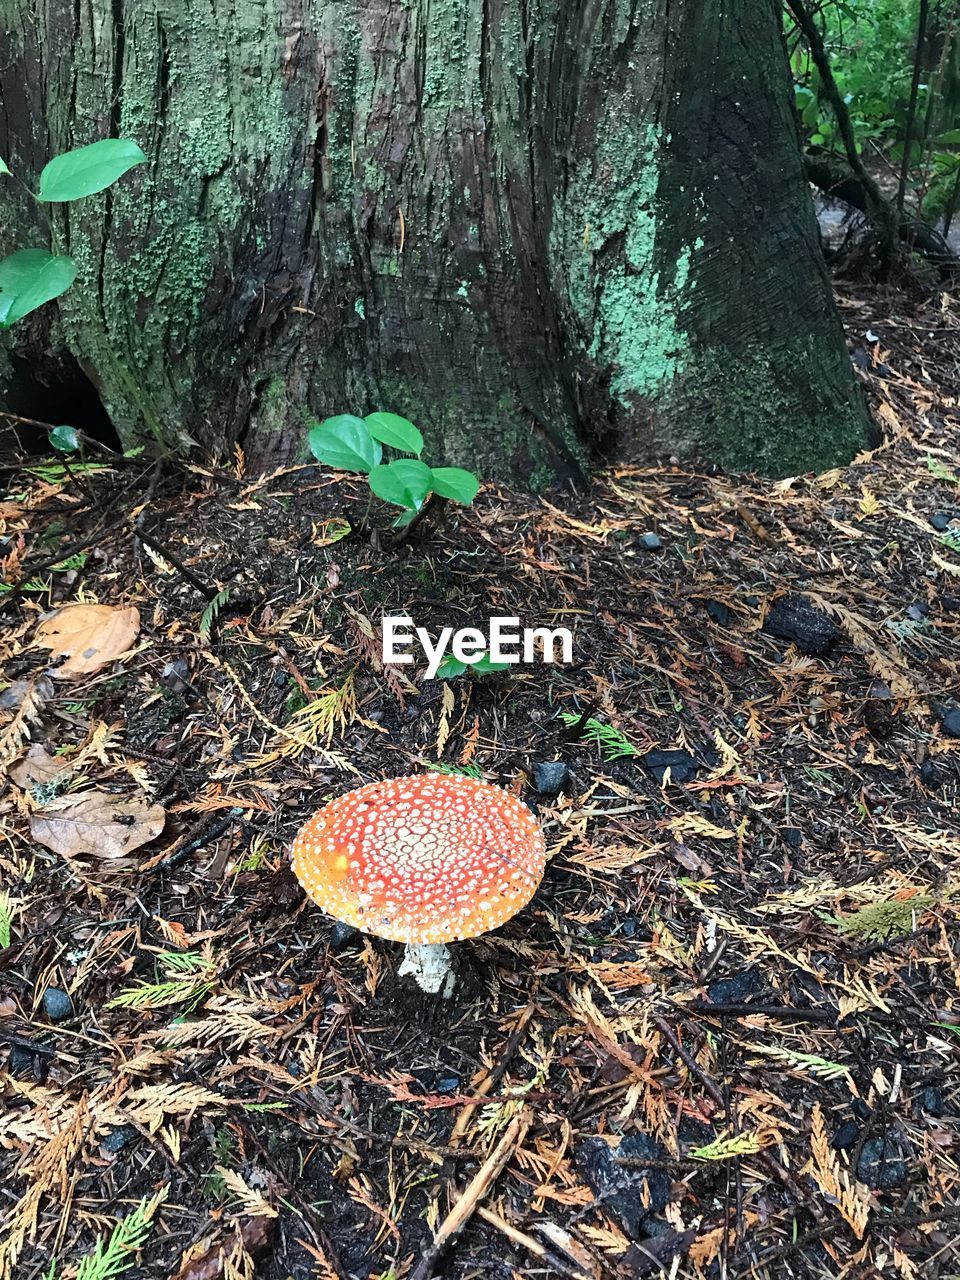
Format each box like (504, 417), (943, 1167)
(475, 1205), (597, 1280)
(410, 1110), (530, 1280)
(135, 525), (219, 601)
(450, 1001), (537, 1145)
(681, 1001), (837, 1023)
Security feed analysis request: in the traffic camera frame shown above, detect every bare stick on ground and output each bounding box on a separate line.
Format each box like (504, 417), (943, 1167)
(410, 1111), (531, 1280)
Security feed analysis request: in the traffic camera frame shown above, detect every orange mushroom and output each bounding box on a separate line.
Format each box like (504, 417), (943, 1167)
(291, 773), (546, 993)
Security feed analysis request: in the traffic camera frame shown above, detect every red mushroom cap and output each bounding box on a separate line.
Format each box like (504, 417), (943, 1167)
(290, 773), (546, 944)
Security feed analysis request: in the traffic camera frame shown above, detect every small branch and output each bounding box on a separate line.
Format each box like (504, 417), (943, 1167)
(681, 1001), (837, 1023)
(410, 1111), (530, 1280)
(386, 493), (446, 549)
(135, 525), (219, 601)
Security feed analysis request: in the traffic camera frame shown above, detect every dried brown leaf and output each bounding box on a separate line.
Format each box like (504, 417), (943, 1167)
(33, 603), (140, 676)
(30, 790), (165, 860)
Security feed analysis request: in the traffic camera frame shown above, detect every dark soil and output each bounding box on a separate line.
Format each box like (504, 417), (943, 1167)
(1, 280), (959, 1279)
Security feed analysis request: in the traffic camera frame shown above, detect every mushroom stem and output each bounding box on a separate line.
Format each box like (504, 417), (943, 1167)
(398, 942), (456, 997)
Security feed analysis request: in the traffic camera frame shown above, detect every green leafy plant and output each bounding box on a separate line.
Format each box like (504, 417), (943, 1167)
(106, 949), (215, 1012)
(307, 410), (479, 534)
(691, 1132), (763, 1160)
(0, 892), (14, 949)
(0, 138), (146, 328)
(559, 713), (639, 760)
(831, 894), (934, 940)
(435, 651), (510, 680)
(45, 1187), (168, 1280)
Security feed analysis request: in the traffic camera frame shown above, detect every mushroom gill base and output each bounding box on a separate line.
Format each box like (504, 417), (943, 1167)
(398, 942), (456, 997)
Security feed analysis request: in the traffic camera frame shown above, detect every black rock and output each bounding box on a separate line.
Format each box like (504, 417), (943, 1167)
(920, 1086), (945, 1117)
(763, 596), (840, 656)
(920, 757), (955, 788)
(831, 1120), (859, 1151)
(704, 599), (732, 626)
(639, 532), (662, 550)
(437, 1075), (461, 1095)
(532, 761), (570, 797)
(642, 748), (700, 784)
(707, 967), (765, 1005)
(782, 826), (804, 849)
(329, 921), (359, 952)
(43, 987), (73, 1022)
(575, 1134), (670, 1238)
(851, 1098), (873, 1121)
(102, 1124), (138, 1154)
(931, 512), (954, 532)
(857, 1135), (910, 1189)
(906, 601), (930, 621)
(9, 1043), (36, 1077)
(940, 707), (960, 738)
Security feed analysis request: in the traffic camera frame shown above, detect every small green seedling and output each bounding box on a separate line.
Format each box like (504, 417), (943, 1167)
(436, 651), (510, 679)
(0, 138), (146, 328)
(307, 411), (479, 533)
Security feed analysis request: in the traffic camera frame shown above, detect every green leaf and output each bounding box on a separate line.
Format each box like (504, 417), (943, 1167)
(308, 415), (381, 473)
(364, 411), (424, 455)
(0, 156), (10, 176)
(37, 138), (147, 202)
(429, 467), (479, 504)
(199, 588), (231, 644)
(469, 653), (510, 674)
(369, 459), (433, 509)
(0, 249), (78, 326)
(49, 425), (80, 454)
(691, 1133), (762, 1161)
(436, 655), (468, 679)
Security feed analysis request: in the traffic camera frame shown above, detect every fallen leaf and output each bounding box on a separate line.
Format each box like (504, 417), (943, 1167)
(9, 743), (73, 790)
(30, 790), (165, 860)
(33, 603), (140, 676)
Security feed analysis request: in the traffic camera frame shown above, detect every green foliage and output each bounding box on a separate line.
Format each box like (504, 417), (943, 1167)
(307, 410), (480, 530)
(364, 411), (424, 454)
(369, 459), (433, 509)
(424, 761), (485, 780)
(691, 1133), (763, 1160)
(308, 414), (382, 473)
(927, 455), (959, 484)
(0, 250), (77, 328)
(559, 713), (639, 760)
(788, 2), (960, 229)
(833, 894), (933, 940)
(436, 651), (510, 679)
(107, 949), (214, 1011)
(0, 891), (13, 949)
(0, 139), (145, 328)
(49, 425), (80, 454)
(67, 1188), (167, 1280)
(37, 139), (147, 203)
(199, 588), (231, 644)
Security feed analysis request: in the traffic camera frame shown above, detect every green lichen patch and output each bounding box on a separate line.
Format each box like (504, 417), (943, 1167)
(555, 121), (695, 407)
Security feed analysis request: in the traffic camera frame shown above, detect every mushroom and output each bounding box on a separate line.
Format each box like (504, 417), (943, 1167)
(291, 773), (546, 995)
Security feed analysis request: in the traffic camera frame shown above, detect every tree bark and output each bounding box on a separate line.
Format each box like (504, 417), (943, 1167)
(0, 0), (872, 480)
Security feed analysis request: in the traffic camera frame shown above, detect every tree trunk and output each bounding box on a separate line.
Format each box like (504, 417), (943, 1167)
(0, 0), (872, 480)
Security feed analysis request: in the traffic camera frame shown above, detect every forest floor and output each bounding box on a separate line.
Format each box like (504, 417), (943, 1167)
(1, 279), (959, 1280)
